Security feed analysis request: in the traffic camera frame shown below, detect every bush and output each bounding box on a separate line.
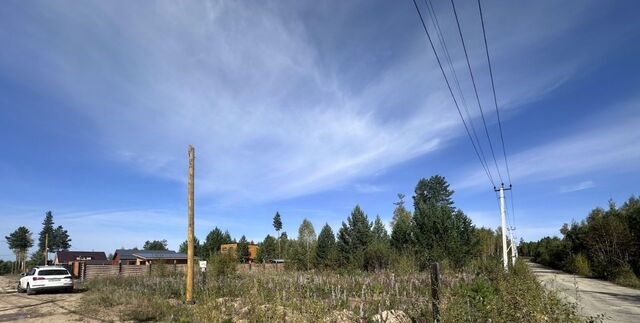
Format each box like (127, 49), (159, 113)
(563, 253), (591, 276)
(209, 252), (237, 277)
(612, 264), (640, 289)
(363, 240), (391, 272)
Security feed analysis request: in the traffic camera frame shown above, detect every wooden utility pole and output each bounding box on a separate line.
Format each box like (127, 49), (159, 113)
(186, 145), (195, 304)
(44, 233), (48, 265)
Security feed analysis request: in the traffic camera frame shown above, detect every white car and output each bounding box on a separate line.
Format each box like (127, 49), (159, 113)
(18, 266), (74, 295)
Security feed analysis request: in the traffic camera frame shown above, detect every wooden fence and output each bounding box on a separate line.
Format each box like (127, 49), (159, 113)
(80, 263), (190, 281)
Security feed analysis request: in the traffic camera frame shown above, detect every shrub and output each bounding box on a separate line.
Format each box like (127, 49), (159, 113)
(209, 251), (237, 277)
(612, 263), (640, 289)
(563, 253), (591, 276)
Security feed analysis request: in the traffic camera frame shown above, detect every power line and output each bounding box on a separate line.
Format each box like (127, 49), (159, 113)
(411, 0), (496, 188)
(477, 0), (517, 239)
(450, 0), (503, 184)
(423, 0), (495, 184)
(477, 0), (512, 186)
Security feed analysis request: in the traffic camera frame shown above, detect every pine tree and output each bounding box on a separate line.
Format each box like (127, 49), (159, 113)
(237, 235), (250, 263)
(372, 215), (388, 241)
(179, 237), (203, 257)
(38, 211), (55, 253)
(51, 225), (71, 252)
(316, 223), (336, 268)
(412, 176), (474, 268)
(256, 235), (277, 262)
(391, 194), (414, 250)
(143, 239), (168, 250)
(336, 205), (373, 267)
(203, 227), (232, 258)
(413, 175), (454, 209)
(273, 212), (283, 257)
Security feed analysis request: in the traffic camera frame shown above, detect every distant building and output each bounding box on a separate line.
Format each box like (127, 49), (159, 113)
(112, 249), (192, 265)
(54, 251), (109, 265)
(220, 243), (259, 262)
(54, 251), (110, 277)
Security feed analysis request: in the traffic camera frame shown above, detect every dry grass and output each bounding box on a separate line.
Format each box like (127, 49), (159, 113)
(81, 259), (583, 322)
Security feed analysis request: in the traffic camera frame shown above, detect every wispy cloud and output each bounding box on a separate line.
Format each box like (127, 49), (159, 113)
(0, 0), (627, 205)
(559, 181), (595, 193)
(354, 183), (386, 194)
(456, 101), (640, 189)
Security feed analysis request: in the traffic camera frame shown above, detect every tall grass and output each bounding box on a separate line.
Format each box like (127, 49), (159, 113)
(81, 259), (583, 322)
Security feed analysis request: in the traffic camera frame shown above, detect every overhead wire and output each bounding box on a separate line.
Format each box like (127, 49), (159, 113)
(423, 0), (495, 184)
(450, 0), (503, 185)
(411, 0), (496, 188)
(477, 0), (512, 186)
(476, 0), (517, 236)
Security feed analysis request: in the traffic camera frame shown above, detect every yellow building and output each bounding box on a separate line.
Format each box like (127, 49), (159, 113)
(220, 243), (259, 262)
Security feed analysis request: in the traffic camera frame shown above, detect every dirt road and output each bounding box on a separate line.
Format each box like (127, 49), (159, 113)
(528, 262), (640, 322)
(0, 275), (99, 322)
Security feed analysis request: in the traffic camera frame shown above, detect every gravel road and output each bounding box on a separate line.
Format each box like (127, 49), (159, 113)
(0, 275), (99, 322)
(528, 262), (640, 322)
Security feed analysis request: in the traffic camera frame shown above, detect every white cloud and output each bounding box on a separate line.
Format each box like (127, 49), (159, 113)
(354, 183), (386, 194)
(456, 101), (640, 189)
(559, 181), (595, 193)
(0, 0), (628, 205)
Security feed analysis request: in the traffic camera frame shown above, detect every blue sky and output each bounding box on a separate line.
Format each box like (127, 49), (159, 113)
(1, 0), (639, 260)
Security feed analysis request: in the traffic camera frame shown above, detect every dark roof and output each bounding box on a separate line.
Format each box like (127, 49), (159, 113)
(132, 251), (189, 260)
(115, 249), (178, 260)
(56, 251), (107, 263)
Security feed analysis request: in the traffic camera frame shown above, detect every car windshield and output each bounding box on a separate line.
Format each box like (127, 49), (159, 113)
(38, 269), (69, 276)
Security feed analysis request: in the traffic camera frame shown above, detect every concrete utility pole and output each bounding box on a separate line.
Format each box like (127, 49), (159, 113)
(496, 184), (511, 271)
(186, 145), (195, 304)
(509, 227), (517, 266)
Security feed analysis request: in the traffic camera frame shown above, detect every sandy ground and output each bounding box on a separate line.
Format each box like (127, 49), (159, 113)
(0, 275), (101, 322)
(528, 262), (640, 322)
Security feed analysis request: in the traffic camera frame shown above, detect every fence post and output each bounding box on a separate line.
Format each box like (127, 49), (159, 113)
(431, 262), (440, 323)
(118, 262), (122, 276)
(81, 262), (86, 282)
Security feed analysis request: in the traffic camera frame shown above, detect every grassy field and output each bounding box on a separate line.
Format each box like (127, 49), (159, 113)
(81, 259), (584, 322)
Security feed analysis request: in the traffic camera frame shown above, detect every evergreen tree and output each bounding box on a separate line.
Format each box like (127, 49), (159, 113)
(143, 239), (168, 250)
(372, 215), (388, 242)
(178, 237), (203, 257)
(38, 211), (55, 253)
(256, 235), (277, 262)
(412, 176), (474, 268)
(51, 225), (71, 252)
(273, 211), (283, 257)
(336, 205), (373, 267)
(237, 235), (250, 263)
(203, 227), (232, 257)
(413, 175), (454, 209)
(391, 210), (413, 251)
(316, 223), (336, 268)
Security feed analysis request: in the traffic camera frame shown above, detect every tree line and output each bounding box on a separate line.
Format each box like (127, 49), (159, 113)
(199, 175), (515, 272)
(520, 196), (640, 287)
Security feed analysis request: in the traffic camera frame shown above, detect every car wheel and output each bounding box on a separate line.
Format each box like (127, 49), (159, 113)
(26, 283), (35, 295)
(66, 287), (73, 293)
(16, 282), (23, 293)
